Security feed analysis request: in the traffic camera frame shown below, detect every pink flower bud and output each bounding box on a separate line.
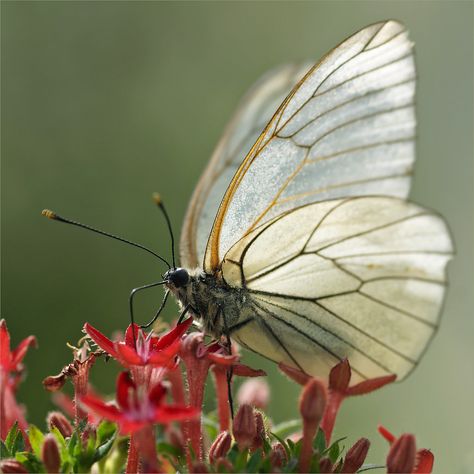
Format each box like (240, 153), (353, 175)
(299, 379), (327, 473)
(341, 438), (370, 473)
(319, 457), (333, 473)
(190, 461), (209, 473)
(215, 458), (233, 472)
(387, 434), (416, 473)
(0, 460), (28, 473)
(413, 449), (434, 473)
(42, 434), (61, 473)
(299, 379), (327, 427)
(47, 411), (73, 438)
(252, 411), (266, 450)
(270, 443), (287, 469)
(208, 431), (232, 464)
(237, 378), (270, 409)
(167, 426), (184, 451)
(232, 404), (256, 450)
(329, 358), (351, 393)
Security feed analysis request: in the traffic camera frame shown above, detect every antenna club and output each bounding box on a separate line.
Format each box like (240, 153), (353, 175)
(152, 192), (162, 206)
(42, 209), (57, 220)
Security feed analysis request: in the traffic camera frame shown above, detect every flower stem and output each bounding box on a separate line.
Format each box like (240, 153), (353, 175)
(135, 425), (160, 473)
(320, 390), (344, 445)
(126, 434), (140, 474)
(212, 367), (231, 432)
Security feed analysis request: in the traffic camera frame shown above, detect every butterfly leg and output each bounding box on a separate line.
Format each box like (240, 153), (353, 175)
(177, 303), (193, 324)
(128, 281), (166, 347)
(220, 307), (235, 419)
(140, 289), (170, 329)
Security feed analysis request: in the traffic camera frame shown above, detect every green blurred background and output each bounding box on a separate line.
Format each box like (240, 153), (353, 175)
(2, 1), (473, 472)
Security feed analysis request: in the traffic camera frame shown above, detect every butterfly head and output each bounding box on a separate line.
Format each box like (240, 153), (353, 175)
(164, 267), (190, 289)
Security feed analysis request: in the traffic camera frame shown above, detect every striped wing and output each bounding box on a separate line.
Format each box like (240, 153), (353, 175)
(180, 63), (311, 268)
(205, 21), (416, 271)
(222, 197), (453, 383)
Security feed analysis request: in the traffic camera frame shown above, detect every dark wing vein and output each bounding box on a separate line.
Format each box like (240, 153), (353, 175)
(252, 300), (370, 379)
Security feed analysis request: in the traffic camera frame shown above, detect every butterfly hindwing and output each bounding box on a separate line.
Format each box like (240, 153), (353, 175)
(222, 197), (453, 382)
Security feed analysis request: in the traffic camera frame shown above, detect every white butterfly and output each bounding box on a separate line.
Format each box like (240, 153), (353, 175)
(164, 20), (454, 384)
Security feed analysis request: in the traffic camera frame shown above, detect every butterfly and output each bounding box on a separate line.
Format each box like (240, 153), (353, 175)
(44, 20), (453, 385)
(163, 20), (453, 385)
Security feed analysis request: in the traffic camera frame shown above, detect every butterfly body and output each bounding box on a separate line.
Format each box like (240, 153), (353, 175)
(165, 267), (251, 338)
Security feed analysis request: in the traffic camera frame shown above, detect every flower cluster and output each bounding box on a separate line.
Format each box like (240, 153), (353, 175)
(0, 317), (435, 473)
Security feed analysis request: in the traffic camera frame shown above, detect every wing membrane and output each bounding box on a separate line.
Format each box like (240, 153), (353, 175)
(205, 21), (416, 271)
(179, 63), (311, 267)
(222, 197), (453, 382)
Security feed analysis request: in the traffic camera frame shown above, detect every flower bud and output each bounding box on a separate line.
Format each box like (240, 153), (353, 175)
(215, 458), (233, 472)
(0, 460), (28, 473)
(270, 443), (287, 469)
(319, 457), (333, 473)
(167, 426), (184, 451)
(299, 379), (327, 427)
(208, 431), (232, 464)
(251, 411), (266, 450)
(232, 404), (256, 450)
(47, 411), (73, 438)
(237, 378), (270, 409)
(328, 358), (351, 393)
(41, 434), (61, 473)
(341, 438), (370, 473)
(387, 434), (416, 473)
(190, 461), (208, 473)
(413, 449), (434, 473)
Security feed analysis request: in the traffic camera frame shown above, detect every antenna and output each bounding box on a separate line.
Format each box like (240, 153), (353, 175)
(152, 193), (176, 269)
(42, 209), (171, 268)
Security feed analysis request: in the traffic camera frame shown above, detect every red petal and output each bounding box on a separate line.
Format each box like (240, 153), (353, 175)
(413, 449), (434, 473)
(346, 374), (396, 396)
(117, 419), (147, 434)
(84, 323), (119, 359)
(232, 364), (266, 377)
(0, 319), (12, 368)
(154, 317), (193, 350)
(328, 358), (351, 393)
(278, 362), (310, 385)
(148, 339), (181, 366)
(148, 382), (167, 405)
(116, 372), (135, 411)
(207, 353), (239, 367)
(378, 425), (396, 444)
(154, 405), (200, 423)
(115, 343), (143, 366)
(11, 336), (37, 368)
(125, 324), (142, 348)
(80, 394), (123, 422)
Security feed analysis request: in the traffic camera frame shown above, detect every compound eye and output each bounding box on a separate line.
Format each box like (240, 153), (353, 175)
(171, 268), (189, 288)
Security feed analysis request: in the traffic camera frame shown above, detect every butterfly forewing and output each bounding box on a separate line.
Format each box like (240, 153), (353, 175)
(221, 197), (453, 382)
(179, 63), (311, 268)
(204, 20), (416, 271)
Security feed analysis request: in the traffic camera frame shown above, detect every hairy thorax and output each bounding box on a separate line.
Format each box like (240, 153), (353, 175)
(165, 268), (251, 338)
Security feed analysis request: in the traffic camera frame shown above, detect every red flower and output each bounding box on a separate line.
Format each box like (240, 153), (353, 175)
(279, 359), (396, 445)
(179, 333), (266, 463)
(80, 371), (199, 434)
(84, 318), (192, 368)
(379, 425), (434, 473)
(0, 319), (37, 440)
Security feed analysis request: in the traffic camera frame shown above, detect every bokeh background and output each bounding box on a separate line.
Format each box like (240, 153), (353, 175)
(2, 2), (473, 472)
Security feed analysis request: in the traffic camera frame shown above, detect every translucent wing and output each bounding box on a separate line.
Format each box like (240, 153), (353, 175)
(222, 197), (453, 383)
(205, 21), (416, 271)
(180, 63), (311, 268)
